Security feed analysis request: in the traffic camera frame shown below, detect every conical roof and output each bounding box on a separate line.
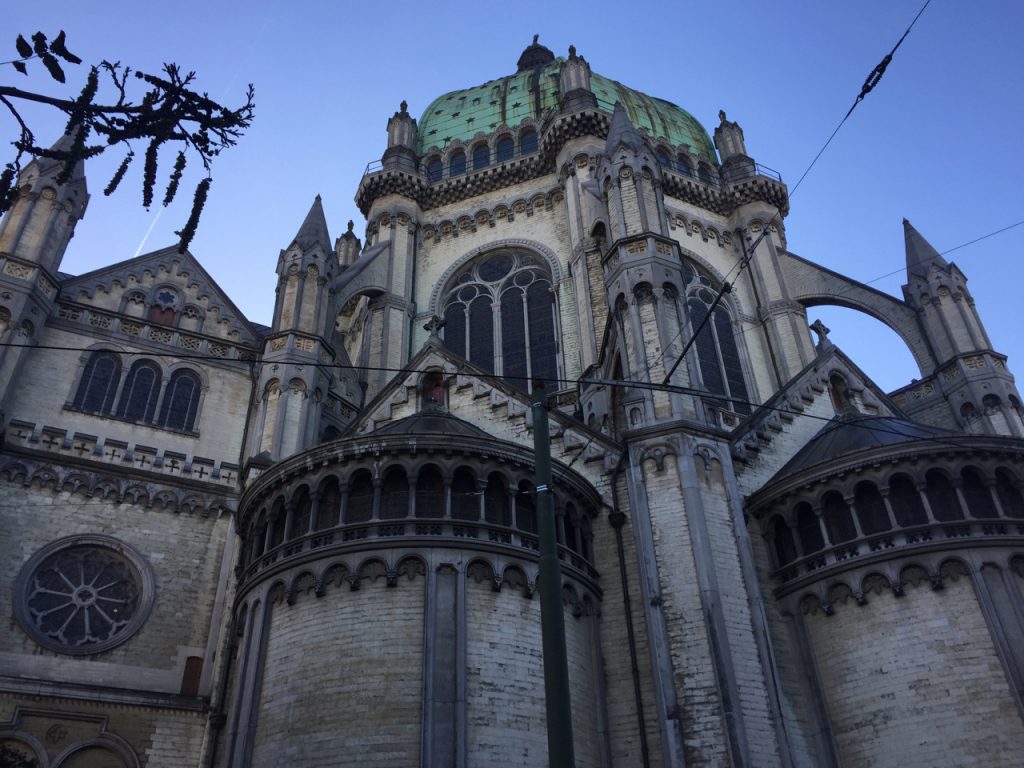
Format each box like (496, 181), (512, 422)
(291, 195), (332, 252)
(773, 413), (955, 479)
(904, 218), (949, 278)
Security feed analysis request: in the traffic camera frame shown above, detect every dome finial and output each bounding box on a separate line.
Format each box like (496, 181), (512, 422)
(517, 35), (555, 71)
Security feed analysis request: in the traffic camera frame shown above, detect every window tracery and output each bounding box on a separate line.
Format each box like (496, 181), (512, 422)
(71, 351), (203, 433)
(678, 263), (751, 413)
(15, 536), (154, 655)
(441, 250), (558, 391)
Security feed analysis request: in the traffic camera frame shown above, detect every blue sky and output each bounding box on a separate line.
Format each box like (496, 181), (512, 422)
(6, 1), (1023, 392)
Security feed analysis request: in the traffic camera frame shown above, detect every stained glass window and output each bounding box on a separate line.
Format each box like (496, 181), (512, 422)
(116, 360), (161, 422)
(16, 537), (153, 655)
(676, 263), (751, 414)
(159, 369), (201, 431)
(441, 251), (557, 392)
(74, 351), (121, 413)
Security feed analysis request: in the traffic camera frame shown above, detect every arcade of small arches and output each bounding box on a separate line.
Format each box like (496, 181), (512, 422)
(239, 457), (599, 586)
(759, 460), (1024, 580)
(69, 350), (204, 433)
(790, 552), (1024, 617)
(423, 124), (541, 183)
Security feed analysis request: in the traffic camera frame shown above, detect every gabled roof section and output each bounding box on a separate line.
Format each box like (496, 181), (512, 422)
(904, 218), (949, 278)
(731, 344), (910, 495)
(290, 195), (332, 253)
(59, 245), (263, 345)
(344, 340), (617, 477)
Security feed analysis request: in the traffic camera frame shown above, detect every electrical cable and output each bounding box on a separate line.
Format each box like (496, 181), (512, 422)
(0, 341), (1011, 454)
(657, 0), (934, 381)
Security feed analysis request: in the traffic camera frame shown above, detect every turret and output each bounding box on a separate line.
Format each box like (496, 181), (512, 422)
(0, 133), (89, 273)
(248, 196), (339, 462)
(593, 104), (700, 425)
(902, 218), (1023, 436)
(0, 134), (89, 412)
(382, 101), (418, 171)
(714, 110), (756, 182)
(272, 195), (335, 337)
(335, 220), (361, 268)
(559, 45), (596, 111)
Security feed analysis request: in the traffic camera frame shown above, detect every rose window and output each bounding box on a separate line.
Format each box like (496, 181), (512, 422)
(15, 536), (154, 655)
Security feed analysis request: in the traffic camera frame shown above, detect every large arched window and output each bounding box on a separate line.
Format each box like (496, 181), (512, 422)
(441, 250), (558, 391)
(73, 351), (121, 413)
(678, 263), (751, 414)
(116, 360), (161, 422)
(159, 369), (201, 431)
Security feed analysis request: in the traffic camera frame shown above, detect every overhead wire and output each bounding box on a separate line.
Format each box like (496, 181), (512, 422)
(0, 340), (1006, 454)
(658, 0), (935, 386)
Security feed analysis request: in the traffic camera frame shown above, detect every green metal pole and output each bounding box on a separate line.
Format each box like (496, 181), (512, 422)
(531, 380), (576, 768)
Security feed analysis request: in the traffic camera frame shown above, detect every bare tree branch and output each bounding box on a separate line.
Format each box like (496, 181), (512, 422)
(2, 31), (254, 252)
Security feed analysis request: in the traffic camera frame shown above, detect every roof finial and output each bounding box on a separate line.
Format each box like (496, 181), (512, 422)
(533, 34), (539, 44)
(568, 44), (577, 58)
(719, 109), (727, 123)
(347, 220), (354, 233)
(400, 100), (408, 113)
(810, 319), (832, 351)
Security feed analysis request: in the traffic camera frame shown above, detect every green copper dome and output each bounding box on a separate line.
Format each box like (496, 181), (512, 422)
(415, 58), (718, 163)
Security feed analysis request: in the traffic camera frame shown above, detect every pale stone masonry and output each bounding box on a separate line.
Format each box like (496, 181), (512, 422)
(2, 39), (1024, 767)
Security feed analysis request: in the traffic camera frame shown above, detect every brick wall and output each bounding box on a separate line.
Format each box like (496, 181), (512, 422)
(251, 575), (424, 767)
(804, 576), (1024, 766)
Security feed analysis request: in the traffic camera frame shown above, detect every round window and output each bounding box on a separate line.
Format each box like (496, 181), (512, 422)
(14, 536), (155, 655)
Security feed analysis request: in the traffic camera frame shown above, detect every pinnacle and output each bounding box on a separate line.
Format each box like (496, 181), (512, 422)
(605, 102), (645, 156)
(291, 195), (332, 253)
(903, 218), (948, 278)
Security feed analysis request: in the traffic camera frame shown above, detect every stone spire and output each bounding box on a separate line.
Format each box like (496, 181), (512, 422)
(291, 195), (332, 253)
(904, 218), (949, 278)
(605, 102), (646, 155)
(0, 131), (89, 273)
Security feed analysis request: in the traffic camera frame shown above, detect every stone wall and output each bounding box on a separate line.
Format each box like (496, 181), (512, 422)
(804, 575), (1024, 766)
(251, 575), (425, 767)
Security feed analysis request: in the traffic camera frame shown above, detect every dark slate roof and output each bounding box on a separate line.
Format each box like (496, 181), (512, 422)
(368, 411), (493, 439)
(773, 414), (955, 479)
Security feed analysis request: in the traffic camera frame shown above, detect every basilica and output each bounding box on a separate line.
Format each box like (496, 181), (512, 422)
(2, 39), (1023, 767)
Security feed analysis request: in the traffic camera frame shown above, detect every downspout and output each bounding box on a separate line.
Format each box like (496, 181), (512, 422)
(609, 450), (651, 768)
